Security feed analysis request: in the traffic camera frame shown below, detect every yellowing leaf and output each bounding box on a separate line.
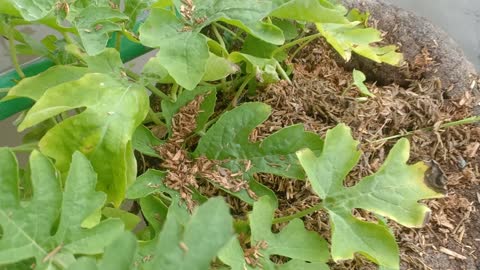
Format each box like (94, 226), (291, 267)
(5, 65), (88, 101)
(18, 74), (149, 206)
(297, 124), (444, 269)
(316, 22), (403, 66)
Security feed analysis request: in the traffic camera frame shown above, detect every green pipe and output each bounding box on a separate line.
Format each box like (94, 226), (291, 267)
(0, 31), (151, 120)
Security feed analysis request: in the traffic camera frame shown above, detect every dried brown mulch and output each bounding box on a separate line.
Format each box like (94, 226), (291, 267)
(247, 39), (480, 270)
(156, 95), (252, 211)
(143, 39), (479, 270)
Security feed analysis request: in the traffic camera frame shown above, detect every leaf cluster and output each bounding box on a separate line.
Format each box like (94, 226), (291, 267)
(0, 1), (440, 270)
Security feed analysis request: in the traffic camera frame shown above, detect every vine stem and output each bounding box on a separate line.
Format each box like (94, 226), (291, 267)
(148, 108), (165, 126)
(272, 33), (323, 57)
(7, 27), (26, 79)
(10, 142), (38, 152)
(213, 22), (245, 43)
(211, 24), (226, 50)
(125, 69), (171, 101)
(272, 203), (324, 224)
(170, 83), (179, 102)
(62, 32), (75, 45)
(372, 116), (480, 143)
(232, 73), (255, 106)
(276, 62), (292, 84)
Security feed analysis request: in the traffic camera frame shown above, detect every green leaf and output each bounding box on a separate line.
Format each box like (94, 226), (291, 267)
(124, 0), (156, 29)
(141, 56), (172, 85)
(84, 48), (124, 75)
(270, 0), (348, 23)
(74, 7), (129, 55)
(161, 86), (217, 134)
(241, 34), (279, 59)
(132, 125), (163, 158)
(126, 169), (168, 199)
(5, 0), (55, 21)
(193, 0), (285, 45)
(203, 53), (239, 81)
(297, 124), (445, 269)
(278, 260), (330, 270)
(352, 69), (375, 98)
(142, 197), (234, 270)
(272, 18), (300, 41)
(219, 196), (329, 269)
(139, 8), (209, 90)
(68, 232), (138, 270)
(139, 195), (169, 234)
(229, 52), (280, 83)
(4, 66), (88, 101)
(316, 22), (403, 65)
(195, 102), (323, 180)
(0, 1), (21, 16)
(18, 74), (149, 206)
(0, 149), (124, 268)
(102, 207), (141, 231)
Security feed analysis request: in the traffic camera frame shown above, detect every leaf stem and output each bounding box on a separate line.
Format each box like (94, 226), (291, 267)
(276, 62), (292, 84)
(148, 108), (165, 126)
(147, 84), (171, 101)
(10, 142), (38, 152)
(7, 27), (26, 79)
(212, 23), (245, 43)
(211, 24), (226, 50)
(273, 33), (323, 57)
(170, 83), (179, 102)
(125, 69), (171, 101)
(289, 39), (311, 61)
(232, 73), (255, 106)
(372, 116), (480, 143)
(62, 32), (75, 45)
(272, 203), (324, 224)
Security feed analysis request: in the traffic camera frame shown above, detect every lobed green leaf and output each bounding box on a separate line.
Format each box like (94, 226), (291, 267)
(132, 125), (164, 158)
(161, 86), (217, 135)
(219, 196), (329, 269)
(0, 149), (124, 268)
(141, 198), (234, 270)
(68, 232), (138, 270)
(195, 102), (323, 180)
(139, 8), (209, 90)
(297, 124), (445, 269)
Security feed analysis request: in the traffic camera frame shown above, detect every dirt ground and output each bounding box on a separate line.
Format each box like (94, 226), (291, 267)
(247, 39), (479, 269)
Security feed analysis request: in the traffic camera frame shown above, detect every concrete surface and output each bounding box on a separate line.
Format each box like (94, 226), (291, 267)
(1, 1), (480, 149)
